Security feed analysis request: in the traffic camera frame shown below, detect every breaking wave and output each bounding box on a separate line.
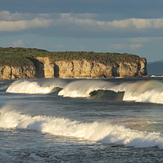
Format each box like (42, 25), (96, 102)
(58, 80), (114, 97)
(59, 79), (163, 104)
(6, 78), (67, 94)
(1, 107), (163, 149)
(5, 78), (163, 104)
(114, 80), (163, 103)
(89, 90), (124, 100)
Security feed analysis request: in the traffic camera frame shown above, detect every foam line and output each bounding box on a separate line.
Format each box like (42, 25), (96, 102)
(6, 79), (67, 94)
(1, 108), (163, 149)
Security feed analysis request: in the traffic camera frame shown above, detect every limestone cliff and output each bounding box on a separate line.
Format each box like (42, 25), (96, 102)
(50, 58), (147, 78)
(36, 57), (147, 78)
(0, 56), (147, 79)
(0, 65), (36, 79)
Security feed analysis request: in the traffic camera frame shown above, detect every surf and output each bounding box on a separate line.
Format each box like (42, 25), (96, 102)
(5, 78), (163, 104)
(113, 80), (163, 104)
(58, 80), (114, 97)
(58, 79), (163, 104)
(6, 78), (68, 94)
(89, 90), (124, 100)
(1, 106), (163, 149)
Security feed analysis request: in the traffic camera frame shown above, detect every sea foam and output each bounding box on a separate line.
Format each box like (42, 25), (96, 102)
(112, 80), (163, 103)
(58, 80), (114, 97)
(6, 79), (163, 104)
(1, 107), (163, 149)
(6, 79), (67, 94)
(59, 79), (163, 104)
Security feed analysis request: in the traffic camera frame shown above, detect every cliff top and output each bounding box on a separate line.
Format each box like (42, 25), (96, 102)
(0, 47), (142, 67)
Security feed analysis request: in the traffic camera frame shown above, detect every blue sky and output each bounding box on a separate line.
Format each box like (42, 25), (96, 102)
(0, 0), (163, 62)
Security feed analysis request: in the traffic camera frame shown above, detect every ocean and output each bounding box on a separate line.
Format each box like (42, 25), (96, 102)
(0, 77), (163, 163)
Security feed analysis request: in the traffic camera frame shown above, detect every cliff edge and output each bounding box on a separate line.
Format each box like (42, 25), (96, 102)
(0, 47), (147, 79)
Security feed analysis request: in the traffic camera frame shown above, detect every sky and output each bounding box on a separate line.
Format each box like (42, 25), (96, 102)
(0, 0), (163, 62)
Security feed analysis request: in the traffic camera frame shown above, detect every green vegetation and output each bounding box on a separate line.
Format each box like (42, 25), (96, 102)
(0, 47), (141, 67)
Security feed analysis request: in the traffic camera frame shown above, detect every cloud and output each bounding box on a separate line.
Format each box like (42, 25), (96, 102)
(78, 45), (86, 50)
(68, 17), (163, 30)
(129, 44), (144, 50)
(0, 11), (25, 21)
(131, 37), (163, 43)
(1, 0), (163, 20)
(108, 44), (143, 50)
(0, 18), (53, 31)
(0, 11), (163, 39)
(131, 37), (151, 43)
(11, 40), (31, 47)
(48, 12), (163, 30)
(55, 44), (64, 49)
(1, 11), (163, 31)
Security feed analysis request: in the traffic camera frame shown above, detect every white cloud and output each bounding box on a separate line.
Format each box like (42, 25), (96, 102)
(108, 44), (143, 50)
(73, 17), (163, 30)
(11, 40), (30, 47)
(55, 13), (163, 30)
(131, 37), (150, 43)
(0, 11), (163, 34)
(109, 44), (127, 50)
(0, 11), (50, 21)
(129, 44), (144, 50)
(0, 11), (26, 21)
(0, 18), (53, 31)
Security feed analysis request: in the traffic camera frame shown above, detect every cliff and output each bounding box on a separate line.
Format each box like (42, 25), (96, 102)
(0, 57), (147, 79)
(0, 47), (147, 79)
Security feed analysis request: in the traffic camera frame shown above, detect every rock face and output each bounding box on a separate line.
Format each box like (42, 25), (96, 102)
(118, 57), (147, 77)
(0, 57), (147, 79)
(0, 65), (36, 79)
(35, 57), (54, 78)
(54, 58), (147, 78)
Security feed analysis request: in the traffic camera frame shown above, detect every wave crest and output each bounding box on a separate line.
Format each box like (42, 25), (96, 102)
(89, 90), (124, 100)
(59, 79), (163, 104)
(6, 79), (67, 94)
(58, 80), (114, 97)
(5, 78), (163, 104)
(1, 108), (163, 149)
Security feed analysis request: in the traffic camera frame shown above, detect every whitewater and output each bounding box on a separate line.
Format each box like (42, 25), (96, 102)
(1, 77), (163, 162)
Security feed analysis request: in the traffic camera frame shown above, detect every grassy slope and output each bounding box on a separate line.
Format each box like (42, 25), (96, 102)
(0, 47), (140, 67)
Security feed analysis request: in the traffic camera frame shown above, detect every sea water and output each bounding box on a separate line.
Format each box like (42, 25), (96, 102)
(0, 77), (163, 163)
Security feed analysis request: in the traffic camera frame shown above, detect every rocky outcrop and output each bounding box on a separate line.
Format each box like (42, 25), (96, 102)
(118, 57), (147, 77)
(53, 58), (147, 78)
(0, 65), (36, 79)
(0, 57), (147, 79)
(35, 57), (54, 78)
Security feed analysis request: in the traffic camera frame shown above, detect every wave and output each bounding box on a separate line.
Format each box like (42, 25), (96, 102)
(58, 80), (114, 97)
(5, 78), (163, 104)
(151, 75), (163, 77)
(89, 90), (124, 100)
(6, 78), (68, 94)
(114, 80), (163, 104)
(59, 79), (163, 104)
(1, 107), (163, 149)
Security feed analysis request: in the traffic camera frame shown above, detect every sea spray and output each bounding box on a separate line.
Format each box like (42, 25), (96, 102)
(6, 78), (68, 94)
(111, 80), (163, 103)
(6, 78), (163, 104)
(1, 107), (163, 149)
(59, 79), (163, 104)
(58, 80), (114, 97)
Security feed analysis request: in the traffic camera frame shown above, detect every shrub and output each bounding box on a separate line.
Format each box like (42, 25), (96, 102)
(0, 47), (140, 67)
